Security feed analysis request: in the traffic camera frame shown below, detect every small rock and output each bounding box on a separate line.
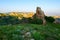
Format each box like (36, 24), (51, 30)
(25, 32), (31, 38)
(30, 38), (35, 40)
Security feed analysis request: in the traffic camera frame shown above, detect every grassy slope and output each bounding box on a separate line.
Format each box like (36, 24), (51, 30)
(0, 23), (60, 40)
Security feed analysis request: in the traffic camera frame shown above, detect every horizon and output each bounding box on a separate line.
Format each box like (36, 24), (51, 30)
(0, 0), (60, 16)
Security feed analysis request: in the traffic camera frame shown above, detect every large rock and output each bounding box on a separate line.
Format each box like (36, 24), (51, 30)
(32, 7), (46, 25)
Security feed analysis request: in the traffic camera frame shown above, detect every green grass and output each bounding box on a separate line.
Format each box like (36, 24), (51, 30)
(0, 23), (60, 40)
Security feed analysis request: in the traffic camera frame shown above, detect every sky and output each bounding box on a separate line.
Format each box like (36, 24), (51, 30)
(0, 0), (60, 16)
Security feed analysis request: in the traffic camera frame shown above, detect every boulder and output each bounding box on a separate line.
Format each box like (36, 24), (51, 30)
(32, 7), (46, 25)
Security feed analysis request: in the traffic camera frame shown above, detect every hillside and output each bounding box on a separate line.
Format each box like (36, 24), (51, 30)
(0, 23), (60, 40)
(0, 12), (34, 19)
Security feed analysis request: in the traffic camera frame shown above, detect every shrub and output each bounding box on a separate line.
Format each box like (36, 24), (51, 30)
(30, 18), (43, 24)
(21, 17), (30, 23)
(0, 16), (21, 25)
(45, 16), (55, 23)
(20, 17), (43, 24)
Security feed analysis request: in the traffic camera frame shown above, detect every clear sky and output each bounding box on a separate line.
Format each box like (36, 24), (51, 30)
(0, 0), (60, 16)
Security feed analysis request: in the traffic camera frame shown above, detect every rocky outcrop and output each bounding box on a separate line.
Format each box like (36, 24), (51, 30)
(32, 7), (46, 25)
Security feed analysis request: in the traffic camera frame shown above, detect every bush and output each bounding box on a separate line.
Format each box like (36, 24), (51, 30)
(0, 16), (21, 25)
(45, 16), (55, 23)
(30, 18), (43, 24)
(20, 17), (43, 24)
(20, 17), (30, 23)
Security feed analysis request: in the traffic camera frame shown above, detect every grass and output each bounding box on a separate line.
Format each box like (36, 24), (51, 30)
(0, 23), (60, 40)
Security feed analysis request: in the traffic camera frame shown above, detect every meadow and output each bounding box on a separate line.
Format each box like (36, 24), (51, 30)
(0, 13), (60, 40)
(0, 23), (60, 40)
